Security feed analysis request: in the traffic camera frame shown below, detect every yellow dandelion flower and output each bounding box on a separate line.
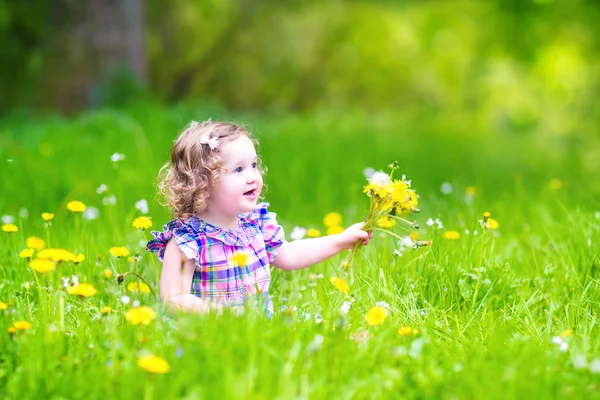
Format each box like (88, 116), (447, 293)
(443, 231), (460, 240)
(409, 231), (419, 241)
(306, 228), (321, 238)
(483, 211), (491, 219)
(0, 301), (8, 310)
(37, 248), (73, 262)
(103, 269), (113, 279)
(230, 251), (248, 267)
(42, 213), (54, 221)
(560, 329), (573, 338)
(137, 354), (170, 374)
(363, 183), (390, 199)
(70, 253), (85, 264)
(13, 321), (32, 331)
(109, 247), (129, 258)
(2, 224), (18, 233)
(329, 277), (350, 295)
(323, 212), (342, 228)
(465, 186), (477, 196)
(67, 201), (86, 213)
(127, 282), (151, 293)
(397, 326), (419, 336)
(132, 217), (152, 231)
(67, 283), (97, 297)
(327, 225), (344, 235)
(365, 306), (388, 326)
(487, 218), (499, 229)
(8, 326), (16, 334)
(126, 306), (157, 325)
(549, 178), (563, 190)
(101, 306), (112, 314)
(27, 237), (45, 250)
(377, 216), (396, 228)
(128, 256), (136, 263)
(19, 248), (35, 259)
(30, 258), (55, 273)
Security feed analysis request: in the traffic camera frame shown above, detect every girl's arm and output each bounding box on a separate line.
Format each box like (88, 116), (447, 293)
(160, 238), (219, 314)
(272, 223), (371, 270)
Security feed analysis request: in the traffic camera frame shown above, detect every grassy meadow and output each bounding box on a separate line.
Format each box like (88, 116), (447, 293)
(0, 103), (599, 399)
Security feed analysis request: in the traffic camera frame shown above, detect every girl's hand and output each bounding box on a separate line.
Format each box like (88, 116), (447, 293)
(335, 222), (373, 250)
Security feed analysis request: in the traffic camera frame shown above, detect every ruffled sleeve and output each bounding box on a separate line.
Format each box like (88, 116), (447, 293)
(250, 203), (286, 263)
(146, 219), (200, 262)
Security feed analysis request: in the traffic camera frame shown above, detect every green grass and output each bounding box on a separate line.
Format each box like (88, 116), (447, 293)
(0, 103), (599, 399)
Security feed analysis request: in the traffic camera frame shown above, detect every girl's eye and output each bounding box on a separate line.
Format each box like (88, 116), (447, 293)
(234, 167), (243, 173)
(251, 162), (257, 168)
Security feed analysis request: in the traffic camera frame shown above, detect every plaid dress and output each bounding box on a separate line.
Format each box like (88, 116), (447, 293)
(146, 203), (285, 317)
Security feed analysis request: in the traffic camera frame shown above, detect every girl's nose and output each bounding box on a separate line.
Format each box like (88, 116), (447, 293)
(246, 170), (259, 183)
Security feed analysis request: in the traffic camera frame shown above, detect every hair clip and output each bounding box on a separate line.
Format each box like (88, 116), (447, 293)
(199, 133), (219, 150)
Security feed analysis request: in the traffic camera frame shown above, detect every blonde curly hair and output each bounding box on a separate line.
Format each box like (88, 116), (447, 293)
(157, 120), (260, 219)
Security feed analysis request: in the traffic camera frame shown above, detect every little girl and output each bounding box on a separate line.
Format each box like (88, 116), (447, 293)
(147, 120), (371, 317)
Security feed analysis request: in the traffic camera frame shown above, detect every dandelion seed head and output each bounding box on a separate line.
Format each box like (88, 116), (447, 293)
(368, 171), (391, 186)
(440, 182), (453, 194)
(83, 207), (100, 221)
(102, 195), (117, 206)
(96, 184), (108, 195)
(18, 208), (29, 219)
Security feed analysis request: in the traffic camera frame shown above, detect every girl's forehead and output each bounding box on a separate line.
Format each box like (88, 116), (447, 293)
(220, 136), (256, 161)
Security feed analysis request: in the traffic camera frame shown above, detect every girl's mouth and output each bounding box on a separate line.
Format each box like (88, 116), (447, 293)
(243, 189), (257, 197)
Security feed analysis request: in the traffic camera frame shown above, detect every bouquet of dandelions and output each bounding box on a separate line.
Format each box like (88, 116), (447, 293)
(343, 162), (430, 282)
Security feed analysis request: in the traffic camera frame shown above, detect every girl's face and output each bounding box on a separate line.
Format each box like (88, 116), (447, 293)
(206, 135), (263, 218)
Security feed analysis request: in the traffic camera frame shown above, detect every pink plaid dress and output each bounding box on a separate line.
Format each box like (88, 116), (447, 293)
(146, 203), (285, 317)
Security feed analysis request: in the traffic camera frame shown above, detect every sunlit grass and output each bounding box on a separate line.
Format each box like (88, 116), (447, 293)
(0, 104), (599, 399)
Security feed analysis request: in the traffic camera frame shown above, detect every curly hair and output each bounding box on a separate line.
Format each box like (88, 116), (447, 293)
(157, 121), (260, 219)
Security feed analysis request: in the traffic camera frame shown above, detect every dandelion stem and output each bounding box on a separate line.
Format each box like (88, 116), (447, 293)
(123, 271), (158, 300)
(471, 229), (486, 310)
(371, 227), (406, 241)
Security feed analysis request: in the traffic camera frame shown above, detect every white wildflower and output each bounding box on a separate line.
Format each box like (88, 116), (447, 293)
(308, 334), (325, 353)
(589, 358), (600, 374)
(71, 275), (79, 287)
(363, 167), (375, 179)
(375, 301), (390, 309)
(61, 277), (70, 288)
(110, 153), (125, 163)
(401, 174), (412, 187)
(135, 199), (149, 215)
(120, 295), (131, 305)
(551, 336), (569, 352)
(393, 249), (403, 257)
(340, 301), (352, 316)
(289, 226), (307, 241)
(132, 300), (141, 308)
(426, 218), (435, 227)
(572, 355), (588, 370)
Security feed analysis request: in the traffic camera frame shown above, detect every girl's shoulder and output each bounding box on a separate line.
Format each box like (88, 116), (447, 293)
(146, 216), (204, 261)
